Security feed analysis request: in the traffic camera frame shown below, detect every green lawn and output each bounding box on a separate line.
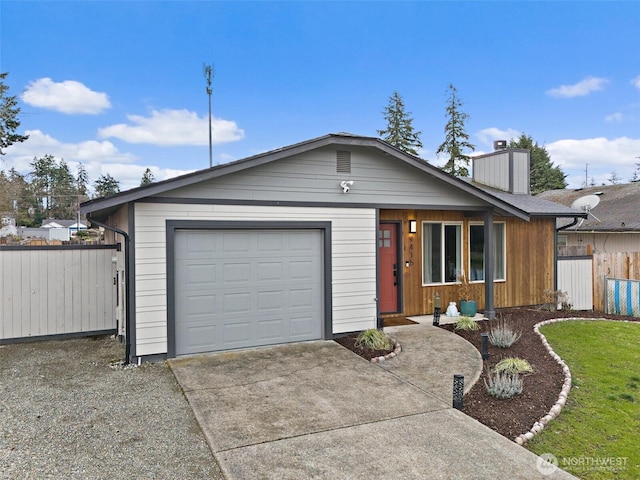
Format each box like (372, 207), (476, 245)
(528, 320), (640, 480)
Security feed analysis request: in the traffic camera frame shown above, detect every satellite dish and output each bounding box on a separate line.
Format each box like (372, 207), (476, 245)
(571, 194), (601, 227)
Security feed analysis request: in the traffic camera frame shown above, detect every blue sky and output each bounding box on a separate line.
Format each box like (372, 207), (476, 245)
(2, 1), (639, 192)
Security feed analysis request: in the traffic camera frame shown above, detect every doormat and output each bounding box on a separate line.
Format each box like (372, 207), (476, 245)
(383, 317), (418, 327)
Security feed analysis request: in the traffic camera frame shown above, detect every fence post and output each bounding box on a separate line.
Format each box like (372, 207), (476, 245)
(604, 275), (608, 314)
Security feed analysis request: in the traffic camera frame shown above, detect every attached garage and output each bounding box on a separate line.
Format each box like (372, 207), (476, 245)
(170, 226), (325, 356)
(81, 133), (573, 363)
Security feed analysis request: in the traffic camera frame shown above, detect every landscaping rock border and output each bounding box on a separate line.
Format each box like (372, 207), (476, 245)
(514, 318), (577, 445)
(369, 338), (402, 363)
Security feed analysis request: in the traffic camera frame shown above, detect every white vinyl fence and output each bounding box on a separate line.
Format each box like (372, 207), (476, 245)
(0, 245), (117, 342)
(557, 256), (593, 310)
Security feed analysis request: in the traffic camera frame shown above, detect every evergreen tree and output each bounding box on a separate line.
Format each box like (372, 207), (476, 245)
(436, 84), (475, 177)
(140, 168), (155, 186)
(29, 155), (77, 219)
(0, 72), (29, 155)
(76, 163), (89, 197)
(94, 174), (120, 198)
(508, 134), (567, 194)
(630, 163), (640, 182)
(608, 171), (621, 185)
(377, 91), (423, 156)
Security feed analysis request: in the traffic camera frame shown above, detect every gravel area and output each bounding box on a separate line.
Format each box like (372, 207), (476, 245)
(0, 336), (224, 480)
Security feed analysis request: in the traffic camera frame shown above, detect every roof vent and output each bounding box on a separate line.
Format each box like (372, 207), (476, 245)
(336, 151), (351, 173)
(493, 140), (507, 151)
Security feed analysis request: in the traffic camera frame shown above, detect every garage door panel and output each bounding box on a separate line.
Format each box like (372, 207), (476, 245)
(257, 319), (285, 341)
(175, 228), (324, 356)
(257, 290), (284, 312)
(223, 321), (252, 344)
(257, 262), (283, 281)
(223, 292), (252, 314)
(182, 263), (217, 287)
(223, 262), (251, 284)
(290, 316), (314, 337)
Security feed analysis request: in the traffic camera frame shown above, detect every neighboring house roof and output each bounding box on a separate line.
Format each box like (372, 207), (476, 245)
(79, 132), (581, 221)
(537, 183), (640, 231)
(41, 219), (87, 229)
(469, 182), (584, 218)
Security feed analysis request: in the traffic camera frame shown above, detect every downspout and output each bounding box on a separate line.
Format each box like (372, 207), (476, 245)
(554, 217), (581, 291)
(86, 213), (132, 365)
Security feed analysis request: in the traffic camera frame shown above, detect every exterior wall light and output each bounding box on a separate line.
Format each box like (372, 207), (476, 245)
(408, 220), (417, 234)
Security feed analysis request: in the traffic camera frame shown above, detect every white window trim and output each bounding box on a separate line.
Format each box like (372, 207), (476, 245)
(468, 221), (507, 283)
(421, 221), (463, 286)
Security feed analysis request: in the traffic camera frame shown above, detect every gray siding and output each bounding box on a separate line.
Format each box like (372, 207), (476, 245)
(473, 151), (510, 192)
(157, 146), (487, 208)
(0, 247), (117, 341)
(132, 203), (377, 357)
(512, 151), (529, 194)
(473, 150), (530, 195)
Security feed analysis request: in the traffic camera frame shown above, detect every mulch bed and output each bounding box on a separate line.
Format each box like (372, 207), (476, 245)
(336, 308), (639, 442)
(334, 333), (395, 361)
(441, 308), (639, 441)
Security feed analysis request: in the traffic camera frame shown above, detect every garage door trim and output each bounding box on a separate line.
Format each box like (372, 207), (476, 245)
(166, 220), (332, 358)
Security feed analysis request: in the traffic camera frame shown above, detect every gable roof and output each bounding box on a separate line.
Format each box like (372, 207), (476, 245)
(80, 133), (577, 222)
(537, 183), (640, 231)
(42, 219), (76, 228)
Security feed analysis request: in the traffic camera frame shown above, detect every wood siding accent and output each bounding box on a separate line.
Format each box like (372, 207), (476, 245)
(380, 210), (556, 316)
(133, 203), (377, 356)
(0, 247), (117, 340)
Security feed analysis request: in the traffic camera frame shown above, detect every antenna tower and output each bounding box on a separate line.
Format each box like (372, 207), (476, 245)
(204, 64), (214, 167)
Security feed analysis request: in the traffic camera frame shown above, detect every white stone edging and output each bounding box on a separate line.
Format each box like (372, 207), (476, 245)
(514, 317), (580, 445)
(370, 339), (402, 363)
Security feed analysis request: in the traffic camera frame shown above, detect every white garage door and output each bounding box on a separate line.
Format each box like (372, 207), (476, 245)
(174, 229), (324, 356)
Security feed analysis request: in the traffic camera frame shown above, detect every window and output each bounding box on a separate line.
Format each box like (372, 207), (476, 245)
(422, 223), (461, 284)
(468, 223), (506, 281)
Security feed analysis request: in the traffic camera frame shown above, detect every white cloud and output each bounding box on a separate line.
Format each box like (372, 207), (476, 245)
(3, 129), (136, 165)
(0, 131), (193, 195)
(605, 112), (623, 123)
(547, 137), (640, 169)
(476, 127), (520, 147)
(98, 109), (245, 146)
(546, 136), (640, 188)
(631, 75), (640, 91)
(546, 76), (609, 98)
(21, 78), (111, 114)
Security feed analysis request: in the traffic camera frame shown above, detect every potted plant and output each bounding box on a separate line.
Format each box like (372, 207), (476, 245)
(457, 270), (477, 317)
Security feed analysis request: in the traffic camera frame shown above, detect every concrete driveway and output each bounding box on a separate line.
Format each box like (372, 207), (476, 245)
(169, 324), (577, 479)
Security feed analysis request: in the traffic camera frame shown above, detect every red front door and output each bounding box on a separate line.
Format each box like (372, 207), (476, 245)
(379, 223), (399, 313)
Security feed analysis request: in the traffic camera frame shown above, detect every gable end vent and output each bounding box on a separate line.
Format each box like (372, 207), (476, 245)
(336, 151), (351, 173)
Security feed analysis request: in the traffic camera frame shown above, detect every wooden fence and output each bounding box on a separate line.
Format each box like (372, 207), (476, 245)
(0, 245), (117, 342)
(593, 252), (640, 312)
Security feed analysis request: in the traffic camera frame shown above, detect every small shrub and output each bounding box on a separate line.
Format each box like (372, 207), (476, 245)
(354, 329), (392, 351)
(488, 319), (522, 348)
(494, 357), (533, 375)
(454, 316), (480, 331)
(484, 370), (523, 399)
